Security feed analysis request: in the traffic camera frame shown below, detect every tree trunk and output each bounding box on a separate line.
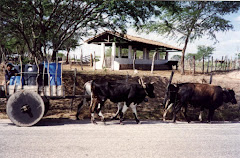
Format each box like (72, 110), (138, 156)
(66, 48), (70, 64)
(51, 50), (57, 62)
(193, 56), (195, 75)
(181, 36), (190, 75)
(151, 52), (157, 74)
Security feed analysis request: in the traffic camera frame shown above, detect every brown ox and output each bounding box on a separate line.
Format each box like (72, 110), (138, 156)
(164, 83), (237, 123)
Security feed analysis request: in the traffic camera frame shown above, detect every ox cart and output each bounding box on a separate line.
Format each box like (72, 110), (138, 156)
(0, 60), (86, 127)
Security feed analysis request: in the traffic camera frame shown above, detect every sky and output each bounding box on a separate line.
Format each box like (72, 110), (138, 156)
(70, 10), (240, 61)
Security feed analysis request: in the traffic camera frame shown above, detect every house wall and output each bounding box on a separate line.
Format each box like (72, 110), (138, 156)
(113, 58), (169, 70)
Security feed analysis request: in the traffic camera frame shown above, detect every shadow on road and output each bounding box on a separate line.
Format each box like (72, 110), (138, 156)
(35, 118), (239, 126)
(36, 118), (91, 126)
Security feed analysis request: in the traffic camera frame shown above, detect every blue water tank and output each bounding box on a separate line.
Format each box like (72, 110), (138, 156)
(9, 65), (23, 86)
(44, 63), (62, 85)
(9, 76), (24, 86)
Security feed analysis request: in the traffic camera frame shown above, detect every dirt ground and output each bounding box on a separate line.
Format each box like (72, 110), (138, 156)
(0, 64), (240, 122)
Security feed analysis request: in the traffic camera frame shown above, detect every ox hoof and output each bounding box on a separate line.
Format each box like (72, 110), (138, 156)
(91, 120), (97, 125)
(120, 121), (124, 125)
(137, 121), (141, 124)
(136, 120), (141, 124)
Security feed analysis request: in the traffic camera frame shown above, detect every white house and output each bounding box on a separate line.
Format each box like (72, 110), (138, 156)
(85, 31), (182, 70)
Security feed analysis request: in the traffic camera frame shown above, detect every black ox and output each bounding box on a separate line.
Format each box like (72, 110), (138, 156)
(90, 79), (155, 124)
(163, 83), (237, 123)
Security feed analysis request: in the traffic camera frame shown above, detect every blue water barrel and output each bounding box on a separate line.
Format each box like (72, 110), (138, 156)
(44, 63), (62, 85)
(9, 65), (23, 86)
(9, 76), (24, 86)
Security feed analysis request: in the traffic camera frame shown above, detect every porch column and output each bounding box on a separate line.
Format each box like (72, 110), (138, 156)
(128, 45), (132, 59)
(118, 46), (122, 58)
(111, 42), (116, 70)
(165, 51), (169, 60)
(101, 43), (105, 68)
(146, 49), (149, 60)
(143, 48), (147, 59)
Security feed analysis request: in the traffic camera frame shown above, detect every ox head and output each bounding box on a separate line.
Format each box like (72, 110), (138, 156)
(145, 82), (155, 98)
(223, 89), (237, 104)
(138, 77), (155, 98)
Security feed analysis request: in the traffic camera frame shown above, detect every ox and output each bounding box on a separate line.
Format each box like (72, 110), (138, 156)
(164, 83), (237, 123)
(76, 81), (126, 121)
(90, 79), (155, 124)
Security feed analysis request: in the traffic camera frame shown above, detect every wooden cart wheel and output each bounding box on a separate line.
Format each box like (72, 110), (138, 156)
(6, 90), (45, 127)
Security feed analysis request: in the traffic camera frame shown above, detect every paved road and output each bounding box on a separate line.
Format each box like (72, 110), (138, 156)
(0, 119), (240, 158)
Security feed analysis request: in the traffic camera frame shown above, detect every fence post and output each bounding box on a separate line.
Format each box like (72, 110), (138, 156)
(188, 59), (191, 74)
(93, 51), (96, 70)
(193, 56), (195, 75)
(224, 56), (227, 71)
(221, 56), (223, 70)
(207, 57), (209, 73)
(90, 53), (93, 67)
(215, 59), (217, 71)
(80, 49), (83, 70)
(202, 55), (204, 74)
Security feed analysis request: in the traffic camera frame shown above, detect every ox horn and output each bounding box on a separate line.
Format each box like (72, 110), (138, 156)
(139, 77), (146, 89)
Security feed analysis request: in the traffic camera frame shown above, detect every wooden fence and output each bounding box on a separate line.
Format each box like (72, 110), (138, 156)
(185, 55), (240, 74)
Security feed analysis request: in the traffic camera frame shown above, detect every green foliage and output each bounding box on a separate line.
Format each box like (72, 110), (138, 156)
(140, 2), (240, 43)
(185, 53), (195, 60)
(0, 0), (163, 61)
(138, 1), (240, 73)
(185, 45), (215, 61)
(57, 53), (66, 58)
(106, 48), (112, 57)
(196, 45), (215, 60)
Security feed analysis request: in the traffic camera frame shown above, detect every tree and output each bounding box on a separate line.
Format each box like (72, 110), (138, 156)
(185, 53), (195, 61)
(138, 1), (240, 74)
(196, 45), (215, 60)
(59, 36), (80, 64)
(0, 0), (168, 61)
